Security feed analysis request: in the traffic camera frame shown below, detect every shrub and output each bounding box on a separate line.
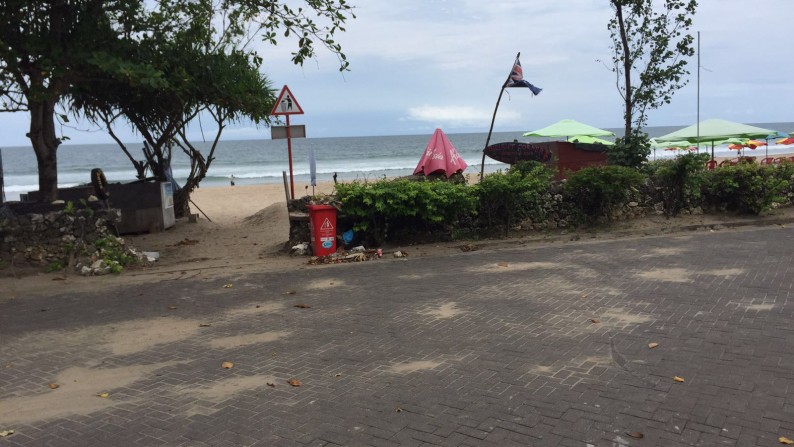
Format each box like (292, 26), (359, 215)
(645, 152), (710, 216)
(563, 165), (646, 223)
(702, 164), (790, 214)
(94, 236), (138, 273)
(473, 161), (554, 233)
(607, 131), (651, 169)
(334, 178), (476, 244)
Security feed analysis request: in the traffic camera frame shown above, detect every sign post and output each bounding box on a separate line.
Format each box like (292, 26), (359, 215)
(270, 85), (305, 199)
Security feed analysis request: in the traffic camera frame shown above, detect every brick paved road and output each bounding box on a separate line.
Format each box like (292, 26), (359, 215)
(1, 226), (794, 446)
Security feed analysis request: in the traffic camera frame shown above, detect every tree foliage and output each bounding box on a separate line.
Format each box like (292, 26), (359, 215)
(0, 0), (355, 203)
(607, 0), (697, 165)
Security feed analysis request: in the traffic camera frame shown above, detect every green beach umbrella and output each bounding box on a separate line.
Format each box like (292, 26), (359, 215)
(650, 138), (694, 149)
(569, 135), (614, 145)
(523, 119), (614, 140)
(654, 118), (777, 160)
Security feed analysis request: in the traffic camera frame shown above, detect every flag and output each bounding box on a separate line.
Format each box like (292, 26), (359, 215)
(308, 146), (317, 186)
(505, 59), (542, 95)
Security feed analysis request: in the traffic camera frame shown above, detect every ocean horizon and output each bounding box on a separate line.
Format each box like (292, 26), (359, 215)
(2, 122), (793, 202)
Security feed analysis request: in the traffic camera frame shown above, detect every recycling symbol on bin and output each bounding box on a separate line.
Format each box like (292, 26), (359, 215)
(320, 218), (334, 231)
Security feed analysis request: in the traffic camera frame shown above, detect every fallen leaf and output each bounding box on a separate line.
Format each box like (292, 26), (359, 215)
(294, 304), (311, 309)
(780, 436), (794, 444)
(0, 430), (14, 437)
(48, 383), (59, 389)
(266, 382), (275, 388)
(625, 431), (644, 439)
(221, 361), (234, 369)
(222, 283), (233, 288)
(395, 407), (403, 413)
(673, 376), (685, 383)
(167, 305), (177, 310)
(581, 294), (588, 298)
(283, 290), (297, 295)
(590, 319), (600, 324)
(198, 323), (211, 327)
(97, 392), (109, 398)
(287, 378), (301, 387)
(335, 373), (342, 377)
(497, 262), (509, 267)
(648, 342), (659, 349)
(176, 238), (199, 246)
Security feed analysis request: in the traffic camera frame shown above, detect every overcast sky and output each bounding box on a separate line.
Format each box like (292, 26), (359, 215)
(2, 0), (792, 146)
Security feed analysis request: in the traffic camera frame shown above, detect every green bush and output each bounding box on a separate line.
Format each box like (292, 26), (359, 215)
(473, 161), (554, 233)
(334, 179), (476, 244)
(94, 236), (138, 273)
(702, 164), (790, 214)
(607, 131), (651, 169)
(770, 161), (794, 204)
(645, 152), (709, 216)
(563, 165), (646, 223)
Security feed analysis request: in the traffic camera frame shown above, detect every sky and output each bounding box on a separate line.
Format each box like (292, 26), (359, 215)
(1, 0), (792, 146)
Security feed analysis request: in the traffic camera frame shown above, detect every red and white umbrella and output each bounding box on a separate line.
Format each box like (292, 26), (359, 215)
(413, 129), (468, 178)
(776, 137), (794, 145)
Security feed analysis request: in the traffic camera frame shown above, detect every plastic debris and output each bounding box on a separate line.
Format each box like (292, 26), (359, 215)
(291, 243), (310, 256)
(142, 251), (160, 262)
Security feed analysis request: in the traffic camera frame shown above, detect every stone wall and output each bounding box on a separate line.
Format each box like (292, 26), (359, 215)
(0, 205), (124, 274)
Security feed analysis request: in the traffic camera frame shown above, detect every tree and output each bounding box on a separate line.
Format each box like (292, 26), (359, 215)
(606, 0), (697, 167)
(0, 0), (131, 201)
(68, 4), (276, 217)
(0, 0), (355, 202)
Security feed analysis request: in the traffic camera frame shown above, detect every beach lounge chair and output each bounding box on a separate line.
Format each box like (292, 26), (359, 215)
(705, 159), (717, 170)
(760, 157), (774, 165)
(774, 157), (786, 165)
(719, 159), (734, 167)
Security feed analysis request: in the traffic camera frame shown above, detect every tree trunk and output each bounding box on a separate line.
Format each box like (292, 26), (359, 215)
(173, 188), (191, 218)
(27, 101), (61, 202)
(614, 1), (633, 139)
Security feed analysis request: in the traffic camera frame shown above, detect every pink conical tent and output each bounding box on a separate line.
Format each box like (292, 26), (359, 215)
(413, 128), (468, 177)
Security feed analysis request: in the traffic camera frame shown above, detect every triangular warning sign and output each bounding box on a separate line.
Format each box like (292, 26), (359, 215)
(270, 85), (304, 116)
(320, 218), (334, 231)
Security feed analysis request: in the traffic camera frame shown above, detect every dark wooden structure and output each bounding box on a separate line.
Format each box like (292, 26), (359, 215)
(24, 181), (175, 234)
(484, 141), (608, 179)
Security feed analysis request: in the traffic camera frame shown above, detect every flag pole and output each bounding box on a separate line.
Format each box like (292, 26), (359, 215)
(480, 52), (520, 181)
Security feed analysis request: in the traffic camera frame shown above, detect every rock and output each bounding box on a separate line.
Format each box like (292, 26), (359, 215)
(90, 259), (106, 270)
(393, 251), (406, 258)
(628, 201), (638, 207)
(80, 266), (93, 276)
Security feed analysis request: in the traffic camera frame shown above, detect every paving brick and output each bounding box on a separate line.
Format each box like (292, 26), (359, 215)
(2, 226), (794, 445)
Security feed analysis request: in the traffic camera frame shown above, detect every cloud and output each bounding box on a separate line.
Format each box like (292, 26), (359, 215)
(2, 0), (792, 146)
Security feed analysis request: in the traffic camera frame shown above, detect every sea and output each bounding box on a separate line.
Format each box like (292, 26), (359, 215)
(1, 122), (792, 202)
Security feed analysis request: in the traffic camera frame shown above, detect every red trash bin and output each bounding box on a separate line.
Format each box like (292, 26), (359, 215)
(306, 204), (337, 256)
